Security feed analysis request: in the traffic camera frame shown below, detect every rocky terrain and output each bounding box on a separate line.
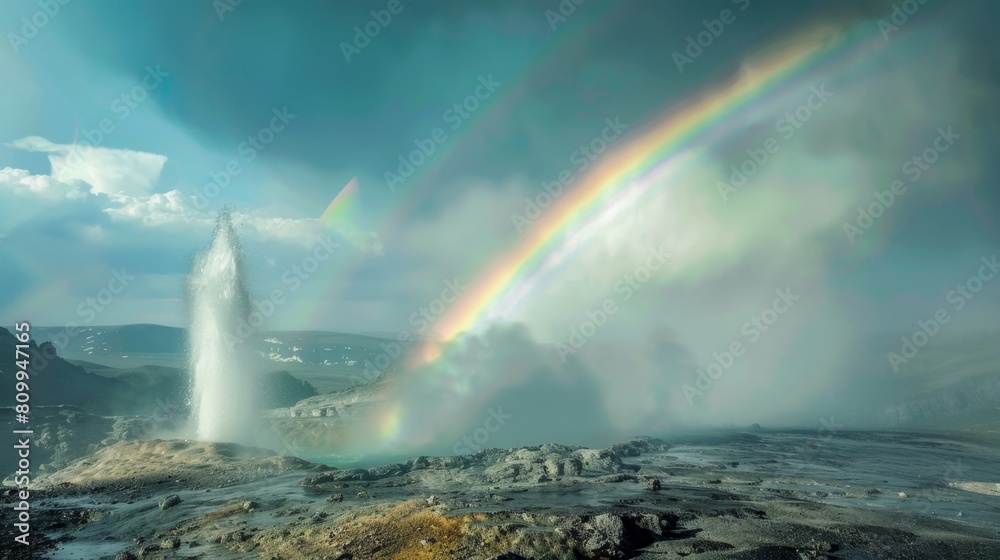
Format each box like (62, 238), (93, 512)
(8, 324), (1000, 476)
(2, 431), (999, 559)
(4, 326), (999, 559)
(0, 406), (155, 477)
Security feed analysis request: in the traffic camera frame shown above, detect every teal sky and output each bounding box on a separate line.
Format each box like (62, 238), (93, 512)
(0, 0), (997, 345)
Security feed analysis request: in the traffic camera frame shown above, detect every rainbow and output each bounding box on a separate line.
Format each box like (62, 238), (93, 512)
(320, 177), (359, 226)
(411, 23), (884, 367)
(280, 2), (628, 331)
(352, 19), (909, 451)
(371, 1), (625, 233)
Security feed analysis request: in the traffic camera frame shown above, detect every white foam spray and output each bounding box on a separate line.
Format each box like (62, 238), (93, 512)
(187, 211), (255, 443)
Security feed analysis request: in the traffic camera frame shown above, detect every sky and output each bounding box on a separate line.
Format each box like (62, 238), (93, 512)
(1, 0), (999, 443)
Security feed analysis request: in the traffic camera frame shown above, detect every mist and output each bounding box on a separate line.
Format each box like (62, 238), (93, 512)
(342, 7), (998, 457)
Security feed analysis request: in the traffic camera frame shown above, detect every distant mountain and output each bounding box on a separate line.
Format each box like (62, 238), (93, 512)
(31, 324), (185, 355)
(29, 324), (404, 371)
(258, 370), (319, 409)
(72, 362), (191, 415)
(0, 326), (133, 414)
(68, 362), (320, 413)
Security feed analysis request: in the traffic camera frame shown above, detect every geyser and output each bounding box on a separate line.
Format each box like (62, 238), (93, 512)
(188, 211), (256, 443)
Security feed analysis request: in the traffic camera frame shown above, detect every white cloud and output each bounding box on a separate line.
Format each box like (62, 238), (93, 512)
(0, 161), (366, 250)
(1, 138), (345, 248)
(103, 191), (334, 247)
(104, 190), (206, 226)
(0, 166), (89, 200)
(239, 214), (321, 246)
(2, 137), (176, 234)
(9, 136), (167, 196)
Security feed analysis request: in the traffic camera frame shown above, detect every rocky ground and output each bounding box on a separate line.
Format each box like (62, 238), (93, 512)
(4, 327), (1000, 559)
(2, 431), (999, 560)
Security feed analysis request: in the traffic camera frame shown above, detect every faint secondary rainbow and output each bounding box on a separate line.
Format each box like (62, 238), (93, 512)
(320, 177), (359, 226)
(412, 22), (885, 367)
(279, 3), (628, 333)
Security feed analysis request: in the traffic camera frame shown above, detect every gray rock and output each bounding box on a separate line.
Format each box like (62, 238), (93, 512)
(584, 513), (625, 557)
(218, 529), (249, 543)
(158, 494), (181, 509)
(562, 457), (583, 476)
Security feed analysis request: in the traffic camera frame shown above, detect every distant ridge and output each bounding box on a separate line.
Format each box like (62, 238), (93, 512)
(0, 326), (131, 413)
(29, 324), (399, 356)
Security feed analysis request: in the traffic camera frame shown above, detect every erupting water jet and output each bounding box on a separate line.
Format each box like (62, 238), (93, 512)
(187, 211), (256, 443)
